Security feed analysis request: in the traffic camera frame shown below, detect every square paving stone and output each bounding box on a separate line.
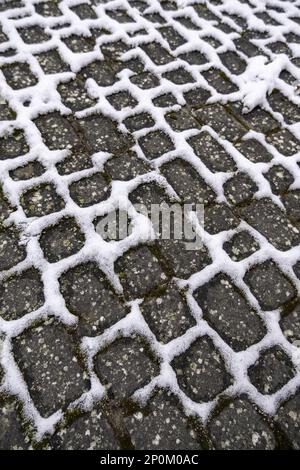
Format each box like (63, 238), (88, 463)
(194, 273), (265, 351)
(123, 112), (155, 132)
(194, 104), (247, 142)
(235, 139), (273, 163)
(0, 129), (29, 159)
(223, 230), (260, 261)
(115, 246), (168, 299)
(0, 188), (15, 224)
(79, 60), (116, 87)
(280, 302), (300, 345)
(160, 158), (216, 204)
(58, 78), (97, 112)
(204, 203), (240, 234)
(268, 90), (300, 125)
(266, 129), (300, 156)
(17, 25), (50, 44)
(9, 160), (45, 180)
(51, 407), (119, 450)
(275, 391), (300, 449)
(140, 282), (196, 343)
(141, 41), (174, 65)
(94, 335), (159, 399)
(13, 319), (89, 417)
(241, 198), (300, 251)
(248, 346), (296, 395)
(125, 389), (202, 450)
(281, 190), (300, 222)
(60, 262), (127, 336)
(230, 102), (279, 134)
(172, 335), (233, 402)
(35, 1), (62, 17)
(188, 131), (236, 173)
(162, 68), (195, 85)
(0, 97), (15, 120)
(183, 87), (211, 107)
(39, 217), (85, 263)
(264, 165), (294, 195)
(218, 51), (247, 75)
(70, 3), (97, 19)
(0, 226), (26, 271)
(56, 149), (93, 176)
(179, 50), (208, 66)
(20, 183), (65, 217)
(100, 40), (129, 60)
(153, 93), (177, 107)
(224, 172), (258, 205)
(0, 400), (30, 450)
(106, 8), (134, 23)
(104, 151), (151, 181)
(78, 114), (133, 154)
(157, 227), (212, 279)
(129, 181), (172, 214)
(2, 61), (35, 89)
(62, 34), (96, 53)
(0, 268), (44, 320)
(234, 37), (262, 57)
(107, 91), (137, 110)
(69, 173), (110, 208)
(138, 130), (174, 159)
(164, 108), (200, 132)
(130, 71), (160, 89)
(159, 25), (186, 49)
(244, 260), (296, 311)
(34, 112), (80, 150)
(202, 68), (238, 94)
(208, 398), (275, 450)
(194, 3), (219, 20)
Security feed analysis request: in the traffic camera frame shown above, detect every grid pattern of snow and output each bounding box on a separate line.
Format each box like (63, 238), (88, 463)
(0, 0), (300, 440)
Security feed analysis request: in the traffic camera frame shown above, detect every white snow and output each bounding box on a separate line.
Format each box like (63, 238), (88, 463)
(0, 0), (300, 439)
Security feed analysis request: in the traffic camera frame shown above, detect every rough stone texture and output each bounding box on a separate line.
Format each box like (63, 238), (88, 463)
(0, 226), (26, 270)
(115, 246), (168, 299)
(172, 336), (233, 402)
(208, 398), (276, 449)
(0, 400), (30, 450)
(244, 260), (296, 311)
(275, 391), (300, 449)
(95, 335), (159, 399)
(0, 268), (44, 320)
(60, 262), (127, 336)
(248, 346), (296, 395)
(51, 408), (119, 450)
(241, 199), (300, 251)
(39, 217), (85, 263)
(125, 389), (202, 450)
(194, 273), (265, 351)
(1, 0), (300, 451)
(140, 281), (196, 343)
(13, 319), (89, 417)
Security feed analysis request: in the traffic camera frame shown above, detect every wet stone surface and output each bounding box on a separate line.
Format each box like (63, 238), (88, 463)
(0, 400), (30, 450)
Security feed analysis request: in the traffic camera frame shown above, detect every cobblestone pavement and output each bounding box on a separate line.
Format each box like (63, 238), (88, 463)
(1, 0), (300, 451)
